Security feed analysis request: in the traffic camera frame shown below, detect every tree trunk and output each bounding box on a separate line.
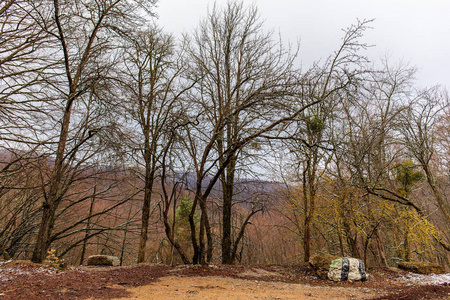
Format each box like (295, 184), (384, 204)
(31, 204), (54, 262)
(163, 209), (190, 264)
(221, 196), (232, 264)
(190, 188), (201, 264)
(137, 167), (154, 263)
(303, 156), (317, 262)
(32, 103), (73, 263)
(230, 209), (260, 264)
(221, 156), (236, 264)
(80, 185), (96, 265)
(403, 228), (410, 262)
(375, 230), (389, 267)
(205, 209), (213, 263)
(303, 216), (312, 262)
(194, 193), (213, 264)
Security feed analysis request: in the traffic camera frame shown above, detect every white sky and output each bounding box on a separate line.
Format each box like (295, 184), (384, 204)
(154, 0), (450, 88)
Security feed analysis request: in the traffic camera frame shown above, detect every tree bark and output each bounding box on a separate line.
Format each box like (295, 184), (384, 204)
(221, 155), (236, 264)
(137, 166), (155, 263)
(80, 185), (96, 265)
(32, 103), (73, 263)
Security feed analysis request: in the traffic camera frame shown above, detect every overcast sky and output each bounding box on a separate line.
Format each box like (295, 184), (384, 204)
(154, 0), (449, 89)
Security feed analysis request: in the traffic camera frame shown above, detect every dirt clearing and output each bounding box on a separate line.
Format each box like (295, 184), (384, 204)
(0, 261), (449, 299)
(117, 275), (374, 300)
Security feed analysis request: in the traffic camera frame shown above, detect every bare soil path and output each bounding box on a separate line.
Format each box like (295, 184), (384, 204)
(117, 275), (374, 300)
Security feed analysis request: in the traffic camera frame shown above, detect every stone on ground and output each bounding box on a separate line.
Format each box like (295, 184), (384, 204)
(309, 254), (339, 279)
(398, 261), (444, 274)
(86, 255), (119, 266)
(328, 257), (367, 282)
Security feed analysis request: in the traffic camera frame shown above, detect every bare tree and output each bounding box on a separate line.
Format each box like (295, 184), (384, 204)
(180, 1), (372, 264)
(400, 87), (450, 250)
(326, 56), (450, 265)
(327, 60), (417, 264)
(0, 1), (55, 259)
(117, 25), (191, 263)
(0, 0), (52, 128)
(270, 19), (373, 262)
(1, 0), (54, 194)
(181, 1), (300, 264)
(31, 0), (155, 263)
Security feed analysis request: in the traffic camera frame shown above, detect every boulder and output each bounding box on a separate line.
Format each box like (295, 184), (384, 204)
(309, 254), (339, 279)
(86, 255), (119, 266)
(328, 257), (367, 282)
(398, 261), (444, 274)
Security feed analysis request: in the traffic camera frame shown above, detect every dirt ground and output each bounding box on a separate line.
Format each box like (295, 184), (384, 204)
(0, 260), (449, 299)
(118, 275), (374, 300)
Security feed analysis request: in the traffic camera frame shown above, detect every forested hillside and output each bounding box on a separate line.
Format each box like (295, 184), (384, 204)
(1, 0), (449, 269)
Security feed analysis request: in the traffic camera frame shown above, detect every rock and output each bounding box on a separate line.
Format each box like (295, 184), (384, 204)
(309, 254), (339, 279)
(398, 261), (445, 274)
(328, 257), (367, 282)
(86, 255), (120, 266)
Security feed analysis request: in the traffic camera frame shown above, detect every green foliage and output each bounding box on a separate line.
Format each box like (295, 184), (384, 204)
(176, 194), (194, 220)
(394, 160), (424, 196)
(306, 115), (326, 135)
(175, 193), (199, 242)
